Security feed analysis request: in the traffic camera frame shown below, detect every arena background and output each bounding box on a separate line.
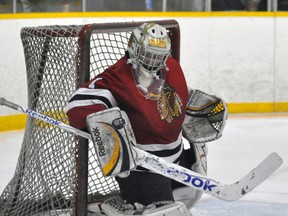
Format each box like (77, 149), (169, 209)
(1, 10), (288, 131)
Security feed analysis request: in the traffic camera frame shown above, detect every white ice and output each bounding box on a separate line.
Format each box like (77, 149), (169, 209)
(0, 114), (288, 215)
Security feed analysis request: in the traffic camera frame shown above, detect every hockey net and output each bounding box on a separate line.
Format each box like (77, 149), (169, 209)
(0, 20), (180, 216)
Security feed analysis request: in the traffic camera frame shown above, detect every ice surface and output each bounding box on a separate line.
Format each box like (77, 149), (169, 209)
(192, 114), (288, 215)
(1, 114), (288, 215)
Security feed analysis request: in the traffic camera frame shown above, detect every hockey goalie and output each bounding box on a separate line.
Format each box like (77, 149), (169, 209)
(65, 23), (227, 215)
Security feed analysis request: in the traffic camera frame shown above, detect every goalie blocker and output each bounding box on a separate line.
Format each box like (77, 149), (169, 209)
(86, 108), (137, 177)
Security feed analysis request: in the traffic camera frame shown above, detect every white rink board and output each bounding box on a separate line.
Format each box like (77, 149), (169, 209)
(1, 16), (288, 116)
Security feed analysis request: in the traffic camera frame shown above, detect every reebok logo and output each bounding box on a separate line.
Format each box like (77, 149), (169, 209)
(26, 109), (60, 126)
(92, 127), (106, 156)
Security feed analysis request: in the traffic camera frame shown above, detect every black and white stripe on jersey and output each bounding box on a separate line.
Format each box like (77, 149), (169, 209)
(136, 132), (183, 164)
(68, 94), (113, 108)
(65, 88), (117, 113)
(146, 142), (182, 158)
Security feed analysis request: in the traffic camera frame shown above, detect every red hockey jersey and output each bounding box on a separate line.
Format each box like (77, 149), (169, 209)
(65, 55), (188, 163)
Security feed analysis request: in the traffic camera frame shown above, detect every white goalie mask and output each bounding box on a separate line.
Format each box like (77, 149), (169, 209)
(127, 23), (171, 100)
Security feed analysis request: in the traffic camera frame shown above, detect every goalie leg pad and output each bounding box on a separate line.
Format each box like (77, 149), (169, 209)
(173, 186), (203, 211)
(86, 107), (137, 177)
(173, 143), (207, 210)
(101, 196), (192, 216)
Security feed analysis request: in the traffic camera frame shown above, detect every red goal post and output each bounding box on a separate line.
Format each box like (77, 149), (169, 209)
(0, 20), (180, 216)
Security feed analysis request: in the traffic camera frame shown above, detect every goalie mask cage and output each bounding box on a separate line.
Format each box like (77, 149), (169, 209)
(0, 20), (180, 216)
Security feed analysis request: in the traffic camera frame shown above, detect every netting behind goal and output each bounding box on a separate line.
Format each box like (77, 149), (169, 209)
(0, 20), (180, 216)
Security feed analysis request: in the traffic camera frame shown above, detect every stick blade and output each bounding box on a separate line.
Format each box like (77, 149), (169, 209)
(219, 152), (283, 201)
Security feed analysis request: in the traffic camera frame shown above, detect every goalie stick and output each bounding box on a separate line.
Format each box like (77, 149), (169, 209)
(0, 97), (283, 202)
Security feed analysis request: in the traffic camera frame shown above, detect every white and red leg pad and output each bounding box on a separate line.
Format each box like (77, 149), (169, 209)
(100, 196), (192, 216)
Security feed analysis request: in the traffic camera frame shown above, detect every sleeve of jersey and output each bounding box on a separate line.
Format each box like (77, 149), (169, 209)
(64, 77), (117, 130)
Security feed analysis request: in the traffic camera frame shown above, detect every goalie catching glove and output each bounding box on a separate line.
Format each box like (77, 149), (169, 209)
(86, 108), (137, 177)
(182, 89), (228, 143)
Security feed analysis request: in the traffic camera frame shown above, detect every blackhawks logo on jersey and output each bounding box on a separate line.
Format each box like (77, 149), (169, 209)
(157, 84), (183, 123)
